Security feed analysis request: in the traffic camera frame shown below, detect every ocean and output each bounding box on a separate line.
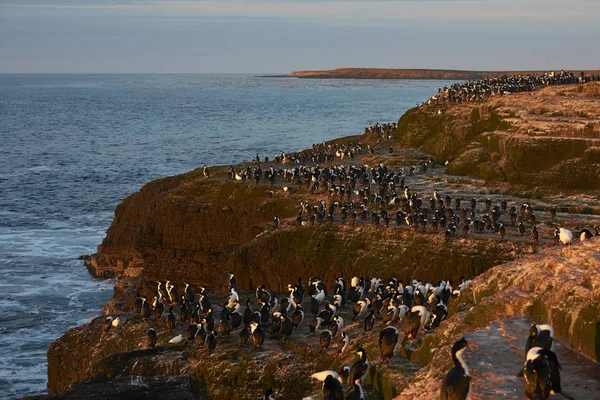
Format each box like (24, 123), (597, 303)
(0, 74), (453, 398)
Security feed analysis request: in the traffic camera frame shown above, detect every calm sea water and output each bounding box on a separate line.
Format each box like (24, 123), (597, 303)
(0, 74), (453, 398)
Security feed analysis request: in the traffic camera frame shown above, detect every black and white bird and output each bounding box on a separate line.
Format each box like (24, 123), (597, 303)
(402, 305), (430, 344)
(228, 273), (237, 292)
(292, 305), (304, 329)
(348, 348), (369, 385)
(580, 228), (594, 241)
(517, 324), (554, 377)
(346, 378), (365, 400)
(352, 298), (370, 321)
(310, 371), (344, 400)
(526, 324), (554, 353)
(196, 322), (207, 347)
(309, 317), (324, 333)
(320, 330), (333, 350)
(523, 347), (562, 400)
(337, 331), (349, 356)
(379, 326), (399, 363)
(251, 322), (265, 348)
(440, 337), (471, 400)
(557, 227), (573, 245)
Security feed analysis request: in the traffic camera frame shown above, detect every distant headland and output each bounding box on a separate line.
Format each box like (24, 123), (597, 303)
(289, 68), (600, 80)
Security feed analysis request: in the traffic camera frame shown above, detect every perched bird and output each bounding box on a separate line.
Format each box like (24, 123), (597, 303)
(523, 347), (562, 400)
(228, 273), (237, 292)
(346, 379), (365, 400)
(141, 297), (152, 319)
(517, 324), (554, 377)
(363, 309), (375, 333)
(187, 323), (199, 341)
(440, 337), (471, 400)
(337, 331), (349, 356)
(279, 314), (294, 337)
(379, 326), (399, 363)
(352, 298), (370, 321)
(531, 226), (539, 243)
(153, 296), (165, 319)
(310, 371), (344, 400)
(146, 328), (157, 350)
(206, 331), (217, 353)
(402, 305), (430, 344)
(166, 306), (176, 330)
(498, 223), (506, 239)
(240, 325), (250, 346)
(526, 324), (554, 353)
(169, 334), (184, 344)
(292, 305), (305, 329)
(580, 228), (594, 242)
(320, 330), (333, 350)
(195, 322), (207, 347)
(134, 293), (143, 314)
(251, 322), (265, 348)
(102, 317), (114, 336)
(557, 228), (573, 245)
(309, 317), (324, 333)
(262, 388), (275, 400)
(348, 348), (369, 385)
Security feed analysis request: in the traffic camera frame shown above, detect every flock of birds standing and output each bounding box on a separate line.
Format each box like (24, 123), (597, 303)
(101, 271), (574, 400)
(227, 154), (599, 246)
(425, 70), (593, 105)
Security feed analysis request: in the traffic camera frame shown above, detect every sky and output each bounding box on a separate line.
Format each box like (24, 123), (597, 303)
(1, 0), (599, 73)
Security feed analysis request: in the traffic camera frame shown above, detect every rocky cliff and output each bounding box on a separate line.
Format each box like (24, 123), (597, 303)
(42, 82), (600, 399)
(396, 82), (600, 191)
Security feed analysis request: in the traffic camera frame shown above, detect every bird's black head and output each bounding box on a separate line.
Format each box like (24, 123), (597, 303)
(356, 347), (367, 359)
(528, 324), (538, 338)
(452, 337), (469, 353)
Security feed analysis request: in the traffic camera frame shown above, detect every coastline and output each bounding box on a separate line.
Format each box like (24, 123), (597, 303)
(42, 80), (600, 399)
(290, 67), (600, 80)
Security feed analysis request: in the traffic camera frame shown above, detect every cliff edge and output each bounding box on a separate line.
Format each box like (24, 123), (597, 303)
(44, 81), (600, 399)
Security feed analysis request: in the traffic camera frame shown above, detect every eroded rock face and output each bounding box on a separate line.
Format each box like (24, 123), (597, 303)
(396, 239), (600, 399)
(46, 82), (600, 399)
(395, 316), (600, 400)
(396, 82), (600, 190)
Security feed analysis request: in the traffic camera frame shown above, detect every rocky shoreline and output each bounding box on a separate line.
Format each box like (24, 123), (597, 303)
(290, 68), (600, 81)
(38, 81), (600, 399)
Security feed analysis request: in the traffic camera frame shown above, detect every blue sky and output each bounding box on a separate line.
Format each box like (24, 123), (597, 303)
(1, 0), (599, 73)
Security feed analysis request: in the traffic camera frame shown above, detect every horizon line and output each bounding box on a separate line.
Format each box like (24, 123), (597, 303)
(2, 67), (600, 76)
